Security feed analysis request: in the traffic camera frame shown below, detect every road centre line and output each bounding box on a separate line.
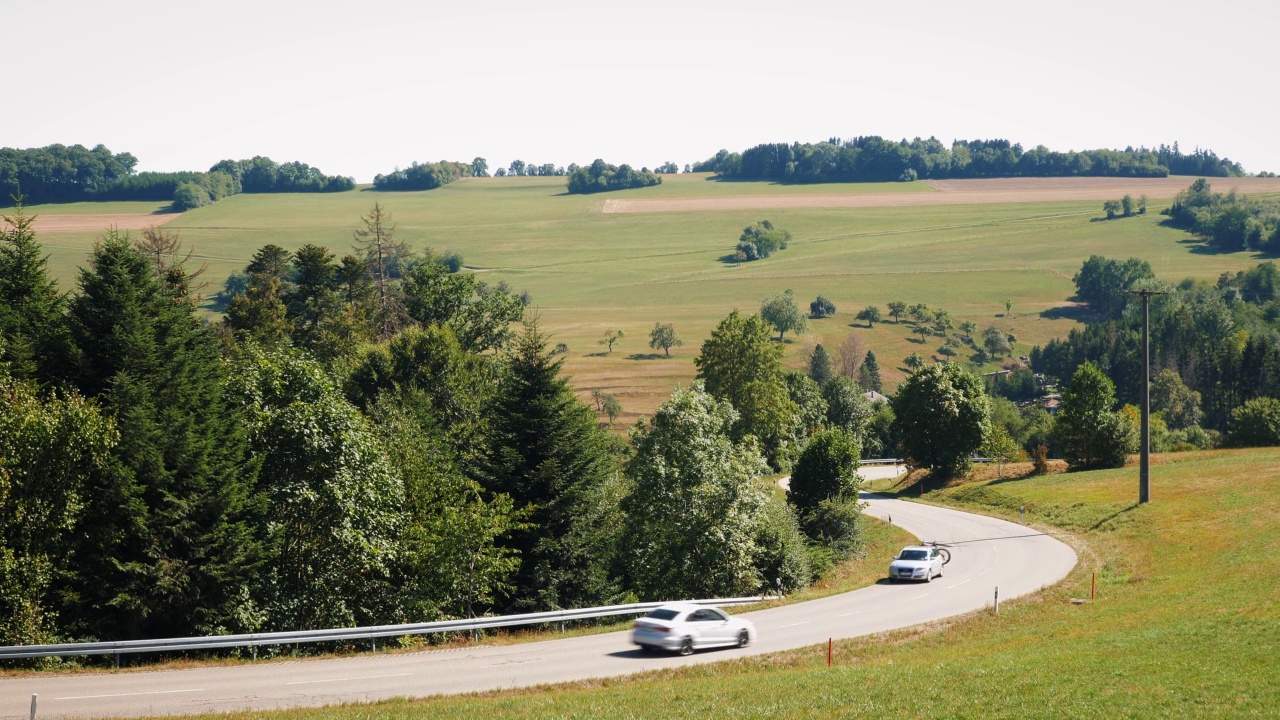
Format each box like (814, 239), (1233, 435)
(777, 621), (811, 628)
(837, 611), (863, 617)
(56, 689), (204, 700)
(947, 579), (972, 589)
(910, 593), (931, 601)
(286, 673), (411, 686)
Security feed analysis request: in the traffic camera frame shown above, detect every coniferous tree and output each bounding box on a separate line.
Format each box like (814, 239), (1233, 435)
(0, 197), (69, 384)
(858, 350), (883, 393)
(479, 318), (624, 612)
(284, 244), (341, 350)
(809, 344), (833, 385)
(63, 230), (263, 640)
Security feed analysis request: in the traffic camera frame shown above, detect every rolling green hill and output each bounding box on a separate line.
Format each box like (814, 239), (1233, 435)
(19, 174), (1273, 424)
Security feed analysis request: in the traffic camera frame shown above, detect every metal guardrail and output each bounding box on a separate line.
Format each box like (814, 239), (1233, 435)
(0, 596), (768, 660)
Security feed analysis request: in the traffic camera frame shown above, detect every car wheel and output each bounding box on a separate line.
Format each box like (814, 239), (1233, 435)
(925, 570), (932, 583)
(737, 630), (750, 648)
(679, 637), (694, 656)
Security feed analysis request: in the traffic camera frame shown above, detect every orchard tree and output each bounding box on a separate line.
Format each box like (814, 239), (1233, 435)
(893, 362), (990, 479)
(887, 301), (907, 323)
(648, 322), (682, 356)
(856, 305), (882, 328)
(904, 351), (926, 372)
(761, 289), (808, 341)
(598, 328), (624, 353)
(810, 295), (836, 318)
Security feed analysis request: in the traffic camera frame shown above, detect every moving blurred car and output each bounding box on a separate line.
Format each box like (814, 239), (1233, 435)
(889, 545), (945, 582)
(631, 603), (756, 655)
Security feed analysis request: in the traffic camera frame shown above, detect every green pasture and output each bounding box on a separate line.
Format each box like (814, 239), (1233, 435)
(21, 174), (1273, 423)
(162, 447), (1280, 719)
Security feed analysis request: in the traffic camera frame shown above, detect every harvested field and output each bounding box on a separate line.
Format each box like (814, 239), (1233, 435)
(3, 213), (180, 234)
(601, 176), (1280, 214)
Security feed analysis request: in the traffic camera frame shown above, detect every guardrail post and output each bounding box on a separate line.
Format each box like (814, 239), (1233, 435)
(114, 652), (120, 669)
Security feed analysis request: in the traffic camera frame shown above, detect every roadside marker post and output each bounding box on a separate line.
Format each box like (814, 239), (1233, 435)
(1091, 573), (1096, 601)
(30, 693), (37, 720)
(827, 638), (833, 667)
(994, 586), (1000, 614)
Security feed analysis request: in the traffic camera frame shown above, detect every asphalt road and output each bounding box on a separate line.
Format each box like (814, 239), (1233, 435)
(4, 465), (1076, 719)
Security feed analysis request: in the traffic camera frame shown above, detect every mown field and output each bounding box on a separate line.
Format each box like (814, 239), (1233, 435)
(158, 447), (1280, 719)
(19, 173), (1277, 424)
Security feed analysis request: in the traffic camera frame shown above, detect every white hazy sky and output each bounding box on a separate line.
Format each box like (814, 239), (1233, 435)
(5, 0), (1276, 182)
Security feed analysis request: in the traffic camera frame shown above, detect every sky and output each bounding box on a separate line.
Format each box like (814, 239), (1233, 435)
(4, 0), (1277, 182)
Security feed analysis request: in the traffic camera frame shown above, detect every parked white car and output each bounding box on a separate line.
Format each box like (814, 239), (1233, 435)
(631, 603), (756, 655)
(889, 545), (946, 582)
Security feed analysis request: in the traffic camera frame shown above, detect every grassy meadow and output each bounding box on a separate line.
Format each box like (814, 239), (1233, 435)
(21, 173), (1276, 424)
(154, 447), (1280, 719)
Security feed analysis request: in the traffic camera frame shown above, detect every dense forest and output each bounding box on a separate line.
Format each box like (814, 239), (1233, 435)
(1032, 256), (1280, 443)
(0, 199), (878, 653)
(692, 138), (1247, 184)
(0, 145), (354, 209)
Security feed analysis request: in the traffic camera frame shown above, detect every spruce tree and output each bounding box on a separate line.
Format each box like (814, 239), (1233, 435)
(0, 197), (69, 384)
(859, 350), (883, 393)
(64, 230), (263, 640)
(809, 344), (832, 385)
(479, 319), (623, 612)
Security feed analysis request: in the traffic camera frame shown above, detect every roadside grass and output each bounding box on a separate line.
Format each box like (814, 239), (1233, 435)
(162, 447), (1280, 719)
(23, 175), (1272, 424)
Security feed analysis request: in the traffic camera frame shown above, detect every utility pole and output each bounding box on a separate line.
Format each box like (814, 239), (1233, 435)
(1125, 289), (1167, 504)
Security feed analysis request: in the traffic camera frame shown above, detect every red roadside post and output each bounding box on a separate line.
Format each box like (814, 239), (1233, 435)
(828, 638), (833, 667)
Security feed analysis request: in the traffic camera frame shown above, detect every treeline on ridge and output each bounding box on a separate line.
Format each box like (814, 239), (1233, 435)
(693, 138), (1247, 184)
(0, 145), (355, 209)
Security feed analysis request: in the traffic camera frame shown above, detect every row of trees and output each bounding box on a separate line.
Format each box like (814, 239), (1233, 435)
(0, 146), (354, 209)
(372, 161), (475, 192)
(693, 138), (1249, 184)
(566, 160), (662, 194)
(1164, 179), (1280, 253)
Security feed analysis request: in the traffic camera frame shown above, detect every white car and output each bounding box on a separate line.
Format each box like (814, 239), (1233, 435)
(631, 603), (756, 655)
(889, 545), (946, 582)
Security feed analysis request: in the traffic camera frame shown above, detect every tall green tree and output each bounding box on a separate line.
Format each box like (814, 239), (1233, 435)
(623, 383), (805, 598)
(230, 346), (403, 630)
(760, 289), (808, 341)
(1052, 361), (1138, 469)
(284, 243), (341, 348)
(858, 350), (883, 393)
(787, 428), (862, 516)
(401, 258), (525, 353)
(856, 305), (882, 328)
(0, 371), (116, 645)
(0, 198), (68, 384)
(893, 362), (990, 479)
(353, 203), (411, 338)
(478, 319), (624, 612)
(809, 343), (833, 385)
(695, 310), (799, 467)
(823, 375), (874, 442)
(64, 229), (263, 640)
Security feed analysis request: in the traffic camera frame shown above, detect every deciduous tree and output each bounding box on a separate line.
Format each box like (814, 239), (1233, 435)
(893, 362), (989, 479)
(648, 322), (682, 356)
(761, 289), (808, 341)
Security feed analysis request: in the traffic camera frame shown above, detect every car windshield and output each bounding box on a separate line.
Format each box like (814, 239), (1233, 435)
(645, 609), (680, 620)
(898, 550), (928, 561)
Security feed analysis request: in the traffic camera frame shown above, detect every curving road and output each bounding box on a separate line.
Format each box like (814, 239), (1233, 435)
(3, 466), (1075, 719)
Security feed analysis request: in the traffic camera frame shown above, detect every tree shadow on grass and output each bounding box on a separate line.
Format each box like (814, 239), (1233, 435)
(626, 353), (667, 360)
(585, 351), (611, 358)
(1040, 304), (1097, 322)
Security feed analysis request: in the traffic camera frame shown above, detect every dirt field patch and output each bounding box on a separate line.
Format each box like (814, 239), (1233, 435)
(601, 176), (1280, 214)
(4, 213), (180, 234)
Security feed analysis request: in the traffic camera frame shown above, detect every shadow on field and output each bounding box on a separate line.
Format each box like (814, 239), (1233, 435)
(1040, 304), (1096, 322)
(626, 353), (667, 361)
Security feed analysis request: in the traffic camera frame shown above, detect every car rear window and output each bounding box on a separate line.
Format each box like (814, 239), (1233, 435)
(899, 550), (928, 560)
(645, 609), (680, 620)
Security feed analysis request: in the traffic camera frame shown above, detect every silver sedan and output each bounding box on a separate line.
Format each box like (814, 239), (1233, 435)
(631, 603), (756, 655)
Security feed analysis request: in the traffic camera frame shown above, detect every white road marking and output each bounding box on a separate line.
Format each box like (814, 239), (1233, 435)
(947, 579), (972, 589)
(286, 673), (411, 686)
(910, 593), (931, 601)
(837, 611), (863, 617)
(56, 689), (204, 700)
(777, 621), (811, 628)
